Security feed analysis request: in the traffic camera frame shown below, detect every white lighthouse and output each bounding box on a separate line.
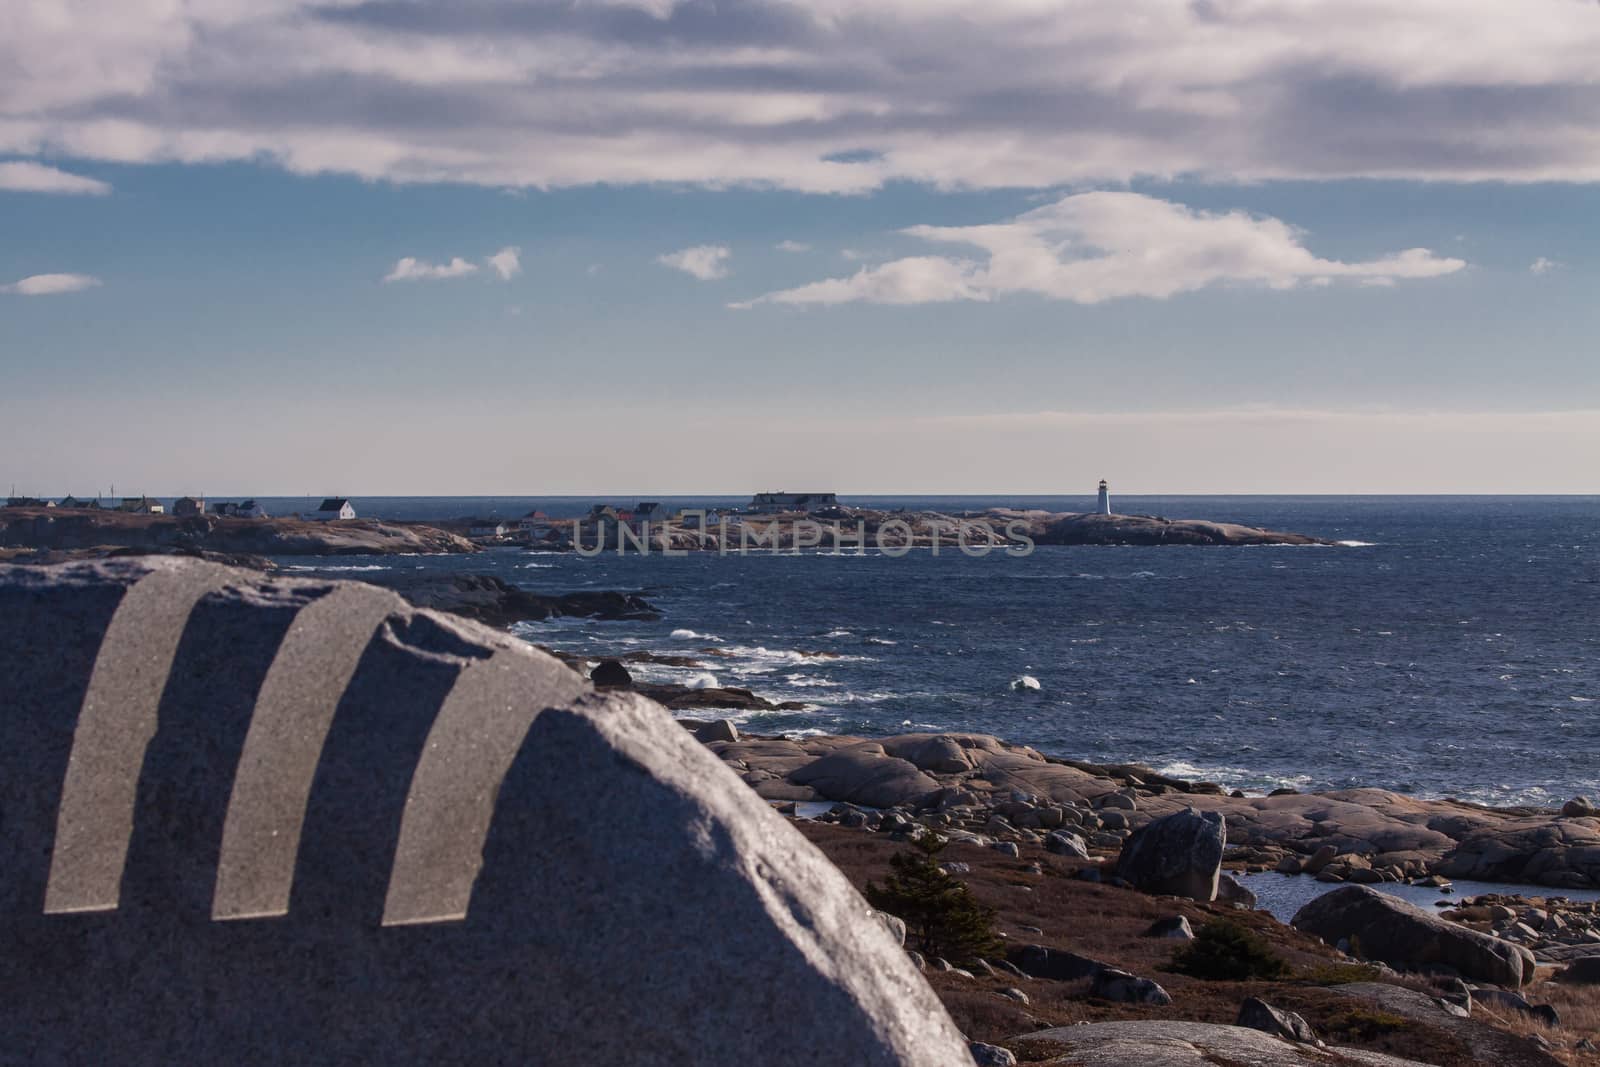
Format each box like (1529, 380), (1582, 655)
(1097, 479), (1111, 515)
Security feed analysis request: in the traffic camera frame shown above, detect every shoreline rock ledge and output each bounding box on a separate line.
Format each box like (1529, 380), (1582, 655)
(702, 731), (1600, 891)
(0, 559), (972, 1066)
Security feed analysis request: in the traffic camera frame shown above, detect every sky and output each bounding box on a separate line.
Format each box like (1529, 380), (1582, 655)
(2, 0), (1598, 495)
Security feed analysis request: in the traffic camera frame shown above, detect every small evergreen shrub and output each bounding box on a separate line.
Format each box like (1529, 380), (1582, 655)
(1169, 920), (1289, 981)
(866, 834), (1002, 965)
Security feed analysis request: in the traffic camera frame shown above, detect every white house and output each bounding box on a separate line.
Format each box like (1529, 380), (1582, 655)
(469, 521), (510, 538)
(310, 497), (356, 521)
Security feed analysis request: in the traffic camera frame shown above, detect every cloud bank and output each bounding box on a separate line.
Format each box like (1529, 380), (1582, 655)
(5, 1), (1600, 192)
(0, 162), (110, 195)
(735, 192), (1465, 307)
(486, 246), (522, 281)
(382, 246), (522, 283)
(658, 244), (732, 280)
(383, 256), (479, 283)
(1, 273), (103, 296)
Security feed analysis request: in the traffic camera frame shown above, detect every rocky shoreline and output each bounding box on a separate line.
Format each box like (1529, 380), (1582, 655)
(652, 723), (1600, 904)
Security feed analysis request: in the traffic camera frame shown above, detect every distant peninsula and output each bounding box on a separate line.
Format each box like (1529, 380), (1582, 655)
(0, 507), (476, 559)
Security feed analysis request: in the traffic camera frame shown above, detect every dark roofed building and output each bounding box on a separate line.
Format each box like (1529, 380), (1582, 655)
(311, 498), (356, 521)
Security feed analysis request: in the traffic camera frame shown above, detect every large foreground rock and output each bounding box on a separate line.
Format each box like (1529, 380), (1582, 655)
(1116, 807), (1226, 900)
(0, 559), (972, 1066)
(1293, 885), (1535, 988)
(1011, 1021), (1436, 1066)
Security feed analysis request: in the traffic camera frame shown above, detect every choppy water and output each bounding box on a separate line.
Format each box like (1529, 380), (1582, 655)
(274, 496), (1599, 807)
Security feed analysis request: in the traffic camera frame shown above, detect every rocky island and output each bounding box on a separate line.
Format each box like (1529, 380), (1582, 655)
(540, 506), (1330, 552)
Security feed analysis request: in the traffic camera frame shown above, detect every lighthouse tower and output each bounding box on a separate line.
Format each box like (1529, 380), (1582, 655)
(1097, 479), (1111, 515)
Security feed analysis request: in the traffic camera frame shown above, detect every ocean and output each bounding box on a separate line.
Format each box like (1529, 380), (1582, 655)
(272, 495), (1599, 808)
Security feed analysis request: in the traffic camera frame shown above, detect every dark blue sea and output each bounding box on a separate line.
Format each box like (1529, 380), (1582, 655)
(267, 496), (1600, 808)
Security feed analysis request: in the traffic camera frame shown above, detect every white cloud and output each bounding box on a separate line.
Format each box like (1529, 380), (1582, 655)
(1530, 256), (1561, 275)
(776, 240), (811, 253)
(0, 161), (110, 195)
(486, 245), (521, 281)
(1, 272), (102, 295)
(383, 256), (479, 283)
(4, 1), (1600, 192)
(657, 244), (731, 280)
(736, 192), (1465, 307)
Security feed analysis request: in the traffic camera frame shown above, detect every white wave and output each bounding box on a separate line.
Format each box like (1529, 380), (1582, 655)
(721, 645), (871, 665)
(1336, 540), (1378, 547)
(670, 628), (723, 642)
(684, 672), (720, 689)
(1153, 760), (1313, 793)
(517, 562), (555, 569)
(824, 629), (853, 638)
(286, 564), (391, 572)
(784, 674), (843, 688)
(1011, 675), (1042, 692)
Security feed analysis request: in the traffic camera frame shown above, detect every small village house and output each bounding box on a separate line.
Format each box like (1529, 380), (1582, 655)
(118, 496), (164, 514)
(57, 495), (100, 510)
(172, 496), (205, 517)
(310, 497), (356, 521)
(214, 499), (269, 519)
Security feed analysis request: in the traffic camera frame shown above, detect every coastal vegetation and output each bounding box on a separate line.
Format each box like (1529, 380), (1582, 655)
(1169, 921), (1290, 981)
(865, 834), (1002, 966)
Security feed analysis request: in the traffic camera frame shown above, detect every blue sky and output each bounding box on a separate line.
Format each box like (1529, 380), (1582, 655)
(2, 1), (1598, 495)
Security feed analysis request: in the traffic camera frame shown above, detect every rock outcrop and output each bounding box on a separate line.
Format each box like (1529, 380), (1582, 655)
(1011, 1021), (1437, 1066)
(366, 572), (660, 625)
(0, 559), (973, 1066)
(1236, 997), (1320, 1045)
(1115, 808), (1226, 901)
(1293, 885), (1534, 987)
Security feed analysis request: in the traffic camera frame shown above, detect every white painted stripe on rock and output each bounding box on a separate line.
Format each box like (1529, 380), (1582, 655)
(212, 584), (402, 921)
(382, 650), (584, 926)
(45, 563), (234, 914)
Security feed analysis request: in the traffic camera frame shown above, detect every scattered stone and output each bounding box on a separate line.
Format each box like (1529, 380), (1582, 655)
(1293, 885), (1534, 987)
(1143, 916), (1195, 940)
(876, 911), (907, 947)
(589, 657), (633, 687)
(968, 1041), (1017, 1067)
(1236, 997), (1321, 1045)
(991, 841), (1020, 858)
(1217, 873), (1257, 909)
(1115, 807), (1226, 901)
(693, 718), (740, 744)
(1016, 946), (1107, 982)
(1562, 796), (1597, 818)
(1090, 968), (1173, 1006)
(999, 987), (1030, 1005)
(1044, 830), (1090, 859)
(991, 959), (1030, 980)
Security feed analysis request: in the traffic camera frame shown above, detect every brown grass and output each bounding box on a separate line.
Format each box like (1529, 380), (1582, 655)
(1471, 976), (1600, 1067)
(797, 821), (1568, 1066)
